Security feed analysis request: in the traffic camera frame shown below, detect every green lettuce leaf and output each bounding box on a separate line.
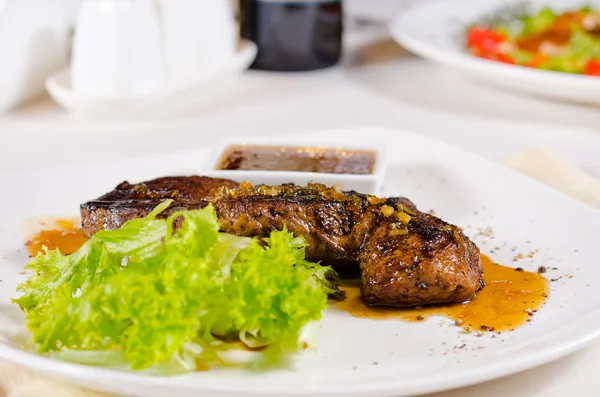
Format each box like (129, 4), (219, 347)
(520, 7), (557, 36)
(569, 29), (600, 60)
(537, 55), (589, 73)
(14, 202), (340, 372)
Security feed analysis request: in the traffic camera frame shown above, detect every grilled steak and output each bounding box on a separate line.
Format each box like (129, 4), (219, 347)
(81, 176), (483, 307)
(80, 176), (238, 234)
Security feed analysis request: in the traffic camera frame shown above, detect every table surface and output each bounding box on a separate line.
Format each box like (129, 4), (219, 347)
(1, 21), (599, 397)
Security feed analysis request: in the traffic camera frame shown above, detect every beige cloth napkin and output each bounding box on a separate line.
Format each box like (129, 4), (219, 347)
(503, 147), (600, 209)
(1, 147), (600, 397)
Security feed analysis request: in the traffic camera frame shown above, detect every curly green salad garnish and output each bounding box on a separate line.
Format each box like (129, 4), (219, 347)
(466, 6), (600, 75)
(14, 200), (342, 372)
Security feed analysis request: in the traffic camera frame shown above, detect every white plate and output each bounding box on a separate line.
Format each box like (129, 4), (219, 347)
(45, 39), (257, 120)
(390, 0), (600, 104)
(1, 127), (600, 397)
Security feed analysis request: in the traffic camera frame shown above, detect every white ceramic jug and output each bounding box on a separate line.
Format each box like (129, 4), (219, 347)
(71, 0), (237, 98)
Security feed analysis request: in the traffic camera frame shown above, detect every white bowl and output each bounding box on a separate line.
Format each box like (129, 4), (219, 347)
(203, 138), (388, 194)
(45, 39), (257, 120)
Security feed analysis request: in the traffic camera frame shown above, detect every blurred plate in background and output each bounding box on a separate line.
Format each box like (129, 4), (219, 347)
(390, 0), (600, 105)
(45, 40), (257, 121)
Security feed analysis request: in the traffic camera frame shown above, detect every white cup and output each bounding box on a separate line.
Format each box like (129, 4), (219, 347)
(157, 0), (237, 85)
(71, 0), (164, 98)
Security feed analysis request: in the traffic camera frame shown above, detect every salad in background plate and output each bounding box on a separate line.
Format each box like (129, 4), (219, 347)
(466, 5), (600, 75)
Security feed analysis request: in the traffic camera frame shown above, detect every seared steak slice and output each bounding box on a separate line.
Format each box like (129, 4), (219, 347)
(80, 177), (483, 307)
(360, 198), (483, 307)
(81, 176), (238, 235)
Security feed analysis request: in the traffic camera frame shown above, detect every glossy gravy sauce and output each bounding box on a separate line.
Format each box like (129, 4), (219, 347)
(26, 226), (548, 332)
(333, 255), (549, 332)
(217, 146), (376, 175)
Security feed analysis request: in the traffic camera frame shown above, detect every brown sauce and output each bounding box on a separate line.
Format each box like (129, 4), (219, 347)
(217, 145), (376, 175)
(333, 255), (549, 333)
(515, 12), (582, 52)
(26, 219), (88, 257)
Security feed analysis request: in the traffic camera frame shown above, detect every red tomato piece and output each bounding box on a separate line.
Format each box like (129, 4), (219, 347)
(584, 60), (600, 76)
(467, 26), (506, 52)
(496, 53), (516, 64)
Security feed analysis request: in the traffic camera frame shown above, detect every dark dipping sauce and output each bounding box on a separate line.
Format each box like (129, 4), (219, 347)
(217, 146), (376, 175)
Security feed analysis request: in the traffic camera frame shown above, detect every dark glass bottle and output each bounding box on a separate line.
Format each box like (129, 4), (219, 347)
(239, 0), (343, 72)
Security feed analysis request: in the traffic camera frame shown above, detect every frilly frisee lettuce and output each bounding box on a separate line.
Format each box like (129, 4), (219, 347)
(13, 200), (342, 372)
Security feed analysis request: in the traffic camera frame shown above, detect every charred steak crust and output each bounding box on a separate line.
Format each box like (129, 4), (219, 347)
(80, 176), (483, 307)
(81, 176), (238, 234)
(360, 198), (483, 307)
